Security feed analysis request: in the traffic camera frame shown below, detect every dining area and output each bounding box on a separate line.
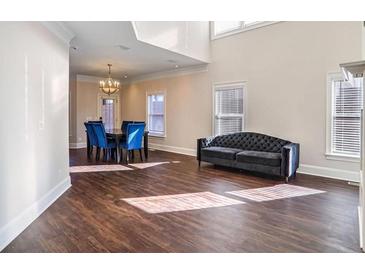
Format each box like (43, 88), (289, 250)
(84, 120), (149, 164)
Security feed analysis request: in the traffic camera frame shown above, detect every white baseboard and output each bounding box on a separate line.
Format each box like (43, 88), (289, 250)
(149, 143), (360, 182)
(298, 164), (360, 182)
(149, 143), (196, 156)
(69, 142), (87, 149)
(358, 206), (363, 250)
(0, 176), (72, 251)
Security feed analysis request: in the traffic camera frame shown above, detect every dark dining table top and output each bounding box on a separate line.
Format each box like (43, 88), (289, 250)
(105, 128), (149, 136)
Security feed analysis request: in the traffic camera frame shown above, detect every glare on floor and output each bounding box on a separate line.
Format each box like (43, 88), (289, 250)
(122, 191), (245, 213)
(227, 184), (325, 202)
(128, 162), (170, 169)
(70, 165), (132, 173)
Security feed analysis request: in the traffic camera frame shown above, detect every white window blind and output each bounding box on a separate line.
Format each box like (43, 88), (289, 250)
(214, 83), (244, 136)
(331, 77), (363, 156)
(147, 93), (165, 137)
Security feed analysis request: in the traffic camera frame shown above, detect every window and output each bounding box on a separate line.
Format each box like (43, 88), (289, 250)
(212, 21), (277, 39)
(147, 91), (166, 137)
(214, 21), (242, 36)
(327, 73), (363, 160)
(214, 83), (245, 136)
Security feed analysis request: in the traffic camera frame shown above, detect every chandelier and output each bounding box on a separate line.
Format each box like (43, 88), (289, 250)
(99, 64), (120, 95)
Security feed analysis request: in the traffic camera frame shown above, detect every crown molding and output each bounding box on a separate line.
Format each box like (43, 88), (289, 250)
(77, 74), (102, 83)
(130, 21), (140, 40)
(77, 74), (123, 84)
(125, 64), (208, 84)
(41, 22), (75, 45)
(76, 64), (208, 85)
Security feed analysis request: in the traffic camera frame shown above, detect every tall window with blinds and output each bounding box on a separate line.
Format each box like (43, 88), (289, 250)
(330, 77), (363, 157)
(214, 83), (245, 136)
(147, 92), (166, 137)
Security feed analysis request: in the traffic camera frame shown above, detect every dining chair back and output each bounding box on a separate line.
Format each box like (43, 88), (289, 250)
(121, 121), (146, 132)
(125, 123), (145, 150)
(121, 120), (134, 132)
(84, 122), (99, 147)
(91, 122), (109, 148)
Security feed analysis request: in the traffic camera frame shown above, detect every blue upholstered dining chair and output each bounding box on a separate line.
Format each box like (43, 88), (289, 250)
(84, 122), (99, 158)
(121, 120), (134, 132)
(121, 121), (146, 132)
(120, 123), (145, 164)
(91, 122), (118, 161)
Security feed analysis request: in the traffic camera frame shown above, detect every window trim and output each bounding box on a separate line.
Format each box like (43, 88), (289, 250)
(211, 21), (280, 40)
(212, 81), (247, 136)
(326, 72), (361, 162)
(146, 90), (167, 138)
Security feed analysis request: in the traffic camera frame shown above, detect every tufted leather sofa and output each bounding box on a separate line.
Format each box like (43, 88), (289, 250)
(197, 132), (300, 181)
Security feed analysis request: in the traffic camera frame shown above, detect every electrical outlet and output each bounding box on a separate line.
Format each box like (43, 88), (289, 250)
(39, 120), (44, 130)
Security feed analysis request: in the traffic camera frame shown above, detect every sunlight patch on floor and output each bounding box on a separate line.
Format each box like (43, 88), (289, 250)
(227, 184), (325, 202)
(129, 160), (181, 169)
(128, 161), (170, 169)
(122, 191), (245, 213)
(70, 165), (132, 173)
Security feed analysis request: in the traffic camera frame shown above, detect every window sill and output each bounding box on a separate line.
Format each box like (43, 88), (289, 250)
(325, 153), (360, 163)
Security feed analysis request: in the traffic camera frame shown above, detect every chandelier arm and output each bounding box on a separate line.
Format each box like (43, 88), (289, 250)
(100, 64), (120, 96)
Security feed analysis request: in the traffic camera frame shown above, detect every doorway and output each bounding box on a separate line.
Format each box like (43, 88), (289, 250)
(97, 94), (120, 130)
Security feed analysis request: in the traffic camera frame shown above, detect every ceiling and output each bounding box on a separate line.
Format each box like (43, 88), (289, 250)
(64, 21), (206, 79)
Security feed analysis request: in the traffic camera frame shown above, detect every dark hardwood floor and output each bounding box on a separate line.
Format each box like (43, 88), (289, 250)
(3, 148), (361, 252)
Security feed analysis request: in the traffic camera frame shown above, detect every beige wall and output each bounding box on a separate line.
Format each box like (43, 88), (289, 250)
(70, 77), (121, 145)
(69, 73), (77, 144)
(121, 22), (363, 177)
(121, 72), (211, 150)
(363, 21), (365, 58)
(76, 80), (99, 144)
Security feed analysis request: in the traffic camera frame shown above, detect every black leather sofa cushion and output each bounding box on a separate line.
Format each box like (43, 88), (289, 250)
(236, 150), (282, 167)
(209, 132), (290, 153)
(201, 147), (242, 160)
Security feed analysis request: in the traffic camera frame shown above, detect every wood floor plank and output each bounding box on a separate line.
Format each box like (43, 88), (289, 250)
(2, 148), (361, 252)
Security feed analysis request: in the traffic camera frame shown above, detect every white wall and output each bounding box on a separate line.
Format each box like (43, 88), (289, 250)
(0, 22), (71, 250)
(133, 21), (211, 63)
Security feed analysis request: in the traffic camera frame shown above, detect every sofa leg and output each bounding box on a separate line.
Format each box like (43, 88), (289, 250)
(285, 176), (289, 183)
(198, 160), (201, 167)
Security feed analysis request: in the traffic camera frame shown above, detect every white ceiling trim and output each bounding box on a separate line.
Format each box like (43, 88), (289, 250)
(77, 74), (112, 83)
(130, 21), (140, 40)
(41, 22), (75, 45)
(125, 64), (209, 84)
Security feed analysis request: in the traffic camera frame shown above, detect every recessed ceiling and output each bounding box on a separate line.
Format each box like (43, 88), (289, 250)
(64, 21), (206, 79)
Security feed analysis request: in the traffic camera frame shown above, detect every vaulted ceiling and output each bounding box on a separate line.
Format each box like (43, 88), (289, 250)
(64, 21), (210, 79)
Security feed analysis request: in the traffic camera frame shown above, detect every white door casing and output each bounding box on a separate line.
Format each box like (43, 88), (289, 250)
(97, 93), (120, 128)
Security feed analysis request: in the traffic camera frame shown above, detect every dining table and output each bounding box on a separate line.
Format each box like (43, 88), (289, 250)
(86, 128), (149, 164)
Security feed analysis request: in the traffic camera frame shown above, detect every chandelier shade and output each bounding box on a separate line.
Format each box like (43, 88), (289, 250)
(99, 64), (120, 95)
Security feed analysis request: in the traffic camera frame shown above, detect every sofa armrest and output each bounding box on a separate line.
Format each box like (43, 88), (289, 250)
(281, 143), (300, 177)
(197, 136), (214, 161)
